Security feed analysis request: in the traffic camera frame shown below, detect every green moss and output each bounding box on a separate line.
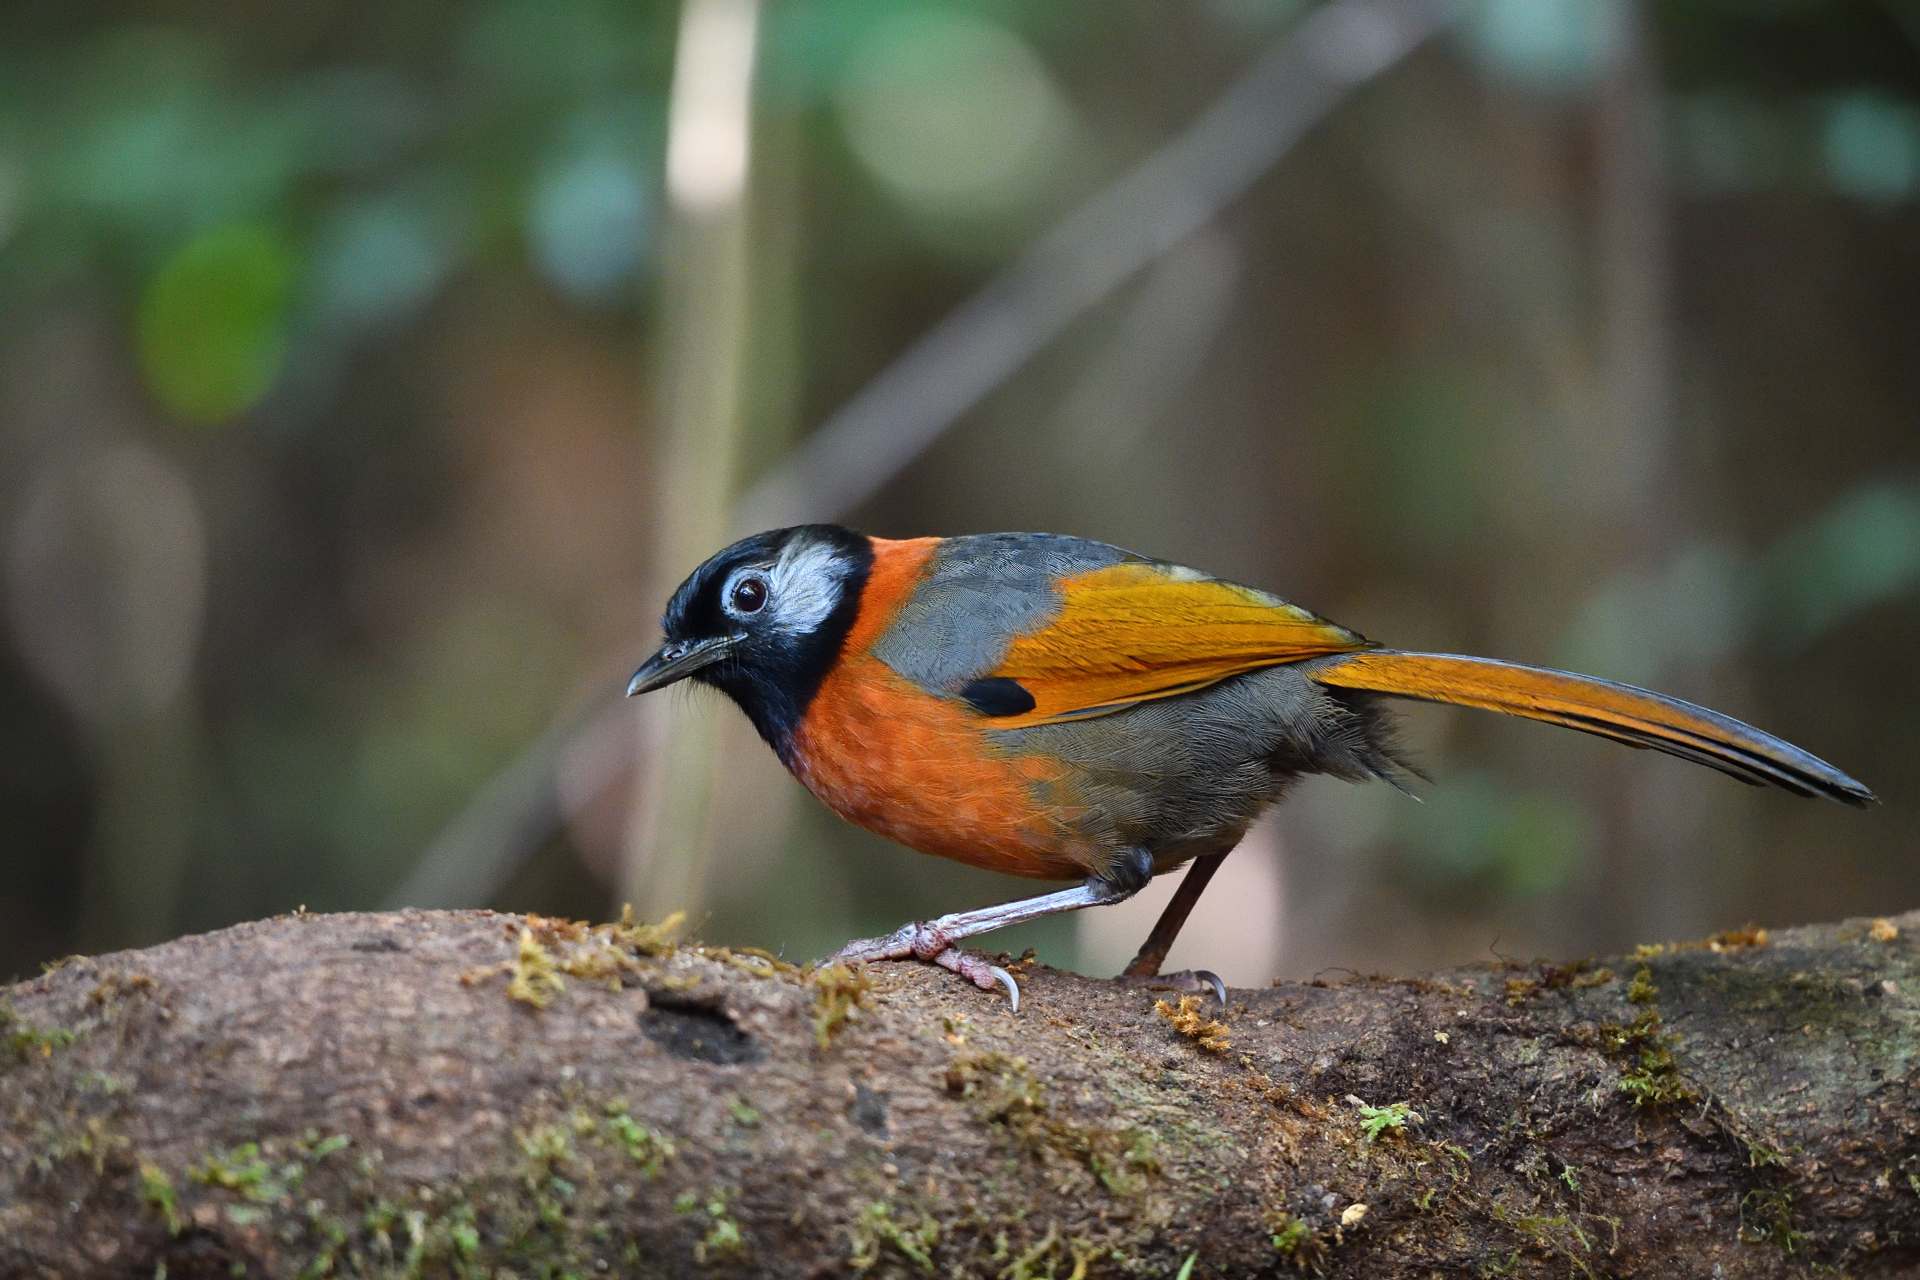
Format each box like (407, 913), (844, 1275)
(32, 1114), (129, 1176)
(1739, 1187), (1807, 1254)
(192, 1141), (297, 1202)
(945, 1052), (1157, 1200)
(1088, 1129), (1160, 1197)
(1600, 970), (1701, 1109)
(1612, 1013), (1700, 1109)
(946, 1052), (1046, 1143)
(849, 1201), (939, 1274)
(1, 1004), (77, 1062)
(1625, 966), (1659, 1005)
(810, 964), (871, 1050)
(1352, 1098), (1420, 1141)
(678, 1188), (744, 1265)
(1263, 1210), (1329, 1271)
(300, 1132), (353, 1162)
(140, 1163), (184, 1235)
(996, 1226), (1080, 1280)
(517, 1123), (572, 1165)
(515, 1122), (582, 1232)
(609, 905), (684, 957)
(726, 1096), (761, 1128)
(600, 1100), (675, 1177)
(507, 927), (565, 1008)
(1489, 1201), (1598, 1279)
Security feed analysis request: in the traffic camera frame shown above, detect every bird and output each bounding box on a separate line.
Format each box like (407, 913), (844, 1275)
(626, 524), (1875, 1010)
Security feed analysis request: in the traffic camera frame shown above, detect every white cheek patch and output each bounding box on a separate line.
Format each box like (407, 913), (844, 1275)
(765, 540), (849, 637)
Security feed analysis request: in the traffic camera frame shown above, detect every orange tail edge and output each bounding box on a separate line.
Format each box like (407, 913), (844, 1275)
(1311, 650), (1876, 807)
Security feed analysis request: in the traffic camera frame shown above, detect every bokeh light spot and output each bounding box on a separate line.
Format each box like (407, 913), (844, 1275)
(137, 223), (297, 424)
(1461, 0), (1613, 93)
(531, 145), (650, 302)
(834, 9), (1073, 220)
(1822, 93), (1920, 204)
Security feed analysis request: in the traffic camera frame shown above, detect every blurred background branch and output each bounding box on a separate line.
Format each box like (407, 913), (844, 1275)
(0, 0), (1914, 982)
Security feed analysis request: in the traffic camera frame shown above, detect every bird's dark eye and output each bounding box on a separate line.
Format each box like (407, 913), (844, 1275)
(728, 575), (768, 615)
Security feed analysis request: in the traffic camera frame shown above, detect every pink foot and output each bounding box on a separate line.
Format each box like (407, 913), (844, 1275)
(827, 924), (1021, 1011)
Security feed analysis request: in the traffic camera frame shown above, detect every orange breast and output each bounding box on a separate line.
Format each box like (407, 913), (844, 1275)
(789, 653), (1095, 880)
(785, 535), (1095, 880)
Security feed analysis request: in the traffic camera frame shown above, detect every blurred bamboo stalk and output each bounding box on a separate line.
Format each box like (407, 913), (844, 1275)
(620, 0), (763, 919)
(1593, 0), (1717, 937)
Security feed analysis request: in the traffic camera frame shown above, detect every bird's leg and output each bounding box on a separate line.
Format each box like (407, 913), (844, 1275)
(1118, 852), (1230, 1005)
(827, 862), (1145, 1012)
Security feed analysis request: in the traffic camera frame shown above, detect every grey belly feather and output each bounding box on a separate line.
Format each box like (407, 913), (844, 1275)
(993, 662), (1405, 879)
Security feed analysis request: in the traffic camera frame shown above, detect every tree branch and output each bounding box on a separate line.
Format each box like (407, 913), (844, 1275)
(3, 907), (1916, 1277)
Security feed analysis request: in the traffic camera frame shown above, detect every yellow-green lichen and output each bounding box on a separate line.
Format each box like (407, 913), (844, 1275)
(849, 1201), (939, 1274)
(191, 1141), (289, 1202)
(474, 909), (686, 1007)
(1088, 1128), (1160, 1197)
(676, 1188), (745, 1264)
(610, 905), (685, 957)
(993, 1226), (1097, 1280)
(944, 1053), (1160, 1200)
(811, 964), (872, 1050)
(600, 1099), (675, 1177)
(506, 927), (565, 1008)
(139, 1163), (184, 1235)
(1, 1004), (77, 1061)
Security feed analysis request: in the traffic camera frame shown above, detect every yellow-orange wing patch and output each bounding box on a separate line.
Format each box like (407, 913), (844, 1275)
(978, 561), (1372, 728)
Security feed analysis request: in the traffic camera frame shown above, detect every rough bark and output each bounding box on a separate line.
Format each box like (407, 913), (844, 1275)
(1, 907), (1916, 1279)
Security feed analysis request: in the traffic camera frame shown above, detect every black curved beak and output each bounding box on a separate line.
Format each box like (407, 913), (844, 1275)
(625, 635), (739, 697)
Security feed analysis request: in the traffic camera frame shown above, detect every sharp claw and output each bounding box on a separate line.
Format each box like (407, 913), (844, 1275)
(990, 965), (1020, 1014)
(1199, 969), (1227, 1008)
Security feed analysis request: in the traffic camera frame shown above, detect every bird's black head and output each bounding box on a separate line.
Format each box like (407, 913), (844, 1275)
(626, 524), (873, 759)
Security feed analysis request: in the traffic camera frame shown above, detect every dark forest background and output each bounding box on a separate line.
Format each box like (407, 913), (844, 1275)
(3, 0), (1915, 987)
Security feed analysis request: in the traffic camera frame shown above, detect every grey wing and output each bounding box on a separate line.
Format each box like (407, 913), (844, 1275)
(868, 532), (1143, 694)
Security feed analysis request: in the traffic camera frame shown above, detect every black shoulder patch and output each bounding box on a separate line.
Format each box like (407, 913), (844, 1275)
(959, 677), (1036, 717)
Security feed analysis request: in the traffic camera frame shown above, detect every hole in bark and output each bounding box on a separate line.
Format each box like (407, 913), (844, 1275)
(852, 1082), (889, 1135)
(146, 1230), (252, 1278)
(641, 995), (760, 1064)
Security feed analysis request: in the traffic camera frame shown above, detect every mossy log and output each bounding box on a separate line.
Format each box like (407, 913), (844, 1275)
(2, 907), (1917, 1278)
